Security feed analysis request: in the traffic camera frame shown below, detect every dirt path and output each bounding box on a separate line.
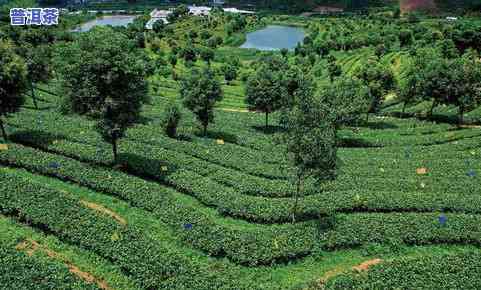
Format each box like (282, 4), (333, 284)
(314, 258), (383, 288)
(16, 239), (112, 290)
(80, 200), (127, 226)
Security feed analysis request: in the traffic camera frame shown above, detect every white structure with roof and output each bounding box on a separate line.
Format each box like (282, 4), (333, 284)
(223, 7), (255, 14)
(146, 5), (255, 29)
(146, 8), (173, 29)
(188, 5), (212, 16)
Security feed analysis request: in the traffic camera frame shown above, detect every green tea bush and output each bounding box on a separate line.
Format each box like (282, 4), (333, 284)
(5, 129), (481, 224)
(0, 242), (99, 290)
(0, 169), (270, 289)
(162, 102), (182, 138)
(0, 143), (318, 266)
(322, 213), (481, 249)
(322, 250), (481, 289)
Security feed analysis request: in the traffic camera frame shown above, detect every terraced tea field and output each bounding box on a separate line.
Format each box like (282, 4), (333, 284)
(1, 81), (481, 289)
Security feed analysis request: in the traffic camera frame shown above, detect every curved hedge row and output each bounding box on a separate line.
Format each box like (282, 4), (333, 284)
(322, 213), (481, 249)
(320, 250), (481, 289)
(3, 143), (481, 266)
(0, 170), (259, 289)
(10, 118), (315, 199)
(129, 123), (288, 180)
(0, 242), (99, 290)
(10, 109), (481, 203)
(8, 131), (327, 223)
(7, 131), (481, 224)
(0, 144), (319, 266)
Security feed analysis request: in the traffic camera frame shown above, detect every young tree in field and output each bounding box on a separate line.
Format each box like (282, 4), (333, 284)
(22, 44), (51, 109)
(162, 101), (182, 138)
(351, 58), (394, 121)
(399, 48), (435, 114)
(282, 77), (337, 222)
(221, 64), (238, 84)
(245, 66), (285, 130)
(317, 76), (371, 127)
(152, 20), (165, 34)
(326, 55), (342, 81)
(405, 48), (456, 118)
(54, 27), (150, 162)
(0, 41), (28, 141)
(199, 47), (215, 65)
(168, 53), (178, 68)
(399, 29), (413, 47)
(180, 68), (223, 136)
(397, 66), (421, 114)
(446, 50), (481, 125)
(181, 45), (197, 63)
(167, 4), (189, 23)
(280, 65), (304, 108)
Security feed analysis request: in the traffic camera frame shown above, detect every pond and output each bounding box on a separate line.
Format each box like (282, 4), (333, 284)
(72, 15), (138, 32)
(240, 25), (305, 51)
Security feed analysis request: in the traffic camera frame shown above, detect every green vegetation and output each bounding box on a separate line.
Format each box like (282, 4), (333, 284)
(0, 40), (28, 140)
(320, 249), (481, 289)
(1, 2), (481, 289)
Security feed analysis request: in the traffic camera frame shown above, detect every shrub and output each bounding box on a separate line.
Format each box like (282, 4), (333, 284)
(162, 102), (182, 138)
(0, 170), (260, 289)
(0, 242), (98, 289)
(0, 143), (318, 266)
(322, 251), (481, 289)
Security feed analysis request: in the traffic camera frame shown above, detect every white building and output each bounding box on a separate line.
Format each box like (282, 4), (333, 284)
(188, 5), (212, 16)
(146, 6), (255, 29)
(146, 9), (172, 29)
(223, 7), (255, 14)
(186, 5), (255, 17)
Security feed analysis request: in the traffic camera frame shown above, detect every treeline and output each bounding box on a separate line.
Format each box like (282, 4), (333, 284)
(36, 0), (481, 12)
(225, 0), (394, 11)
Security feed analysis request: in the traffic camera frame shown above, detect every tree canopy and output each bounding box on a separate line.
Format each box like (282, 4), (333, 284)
(0, 40), (28, 140)
(282, 75), (337, 222)
(180, 68), (223, 136)
(54, 27), (150, 161)
(245, 66), (286, 129)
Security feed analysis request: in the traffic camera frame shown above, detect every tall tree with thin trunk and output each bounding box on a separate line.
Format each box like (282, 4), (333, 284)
(351, 57), (394, 122)
(0, 41), (28, 141)
(245, 66), (285, 130)
(23, 44), (52, 110)
(180, 68), (223, 136)
(54, 27), (150, 162)
(446, 50), (481, 125)
(282, 76), (337, 223)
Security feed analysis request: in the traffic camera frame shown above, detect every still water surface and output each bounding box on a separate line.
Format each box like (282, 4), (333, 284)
(73, 15), (137, 32)
(241, 25), (305, 51)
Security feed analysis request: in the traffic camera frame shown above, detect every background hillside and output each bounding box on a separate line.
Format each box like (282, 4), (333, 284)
(35, 0), (481, 12)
